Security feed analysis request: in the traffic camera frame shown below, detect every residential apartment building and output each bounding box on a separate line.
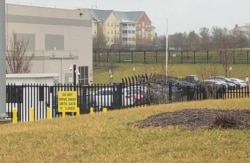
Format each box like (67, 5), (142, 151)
(90, 9), (155, 50)
(231, 24), (250, 38)
(6, 3), (93, 84)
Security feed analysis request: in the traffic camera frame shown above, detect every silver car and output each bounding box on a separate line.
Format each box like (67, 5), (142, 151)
(87, 87), (135, 111)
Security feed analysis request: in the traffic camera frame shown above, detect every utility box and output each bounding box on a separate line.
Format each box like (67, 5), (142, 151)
(112, 83), (122, 109)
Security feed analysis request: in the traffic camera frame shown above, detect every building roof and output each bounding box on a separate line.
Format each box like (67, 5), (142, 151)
(90, 9), (113, 22)
(114, 11), (144, 23)
(90, 9), (144, 23)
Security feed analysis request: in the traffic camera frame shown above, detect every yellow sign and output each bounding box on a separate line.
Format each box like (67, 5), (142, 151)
(58, 91), (77, 112)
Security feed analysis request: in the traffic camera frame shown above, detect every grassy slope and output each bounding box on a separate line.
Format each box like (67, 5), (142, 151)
(93, 63), (250, 84)
(1, 98), (250, 162)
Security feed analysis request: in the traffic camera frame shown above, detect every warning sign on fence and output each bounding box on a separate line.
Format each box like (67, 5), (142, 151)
(58, 91), (77, 112)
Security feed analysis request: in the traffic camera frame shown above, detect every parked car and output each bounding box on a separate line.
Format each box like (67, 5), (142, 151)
(87, 87), (135, 111)
(203, 78), (227, 88)
(184, 75), (200, 84)
(207, 76), (239, 89)
(125, 85), (148, 104)
(229, 78), (248, 88)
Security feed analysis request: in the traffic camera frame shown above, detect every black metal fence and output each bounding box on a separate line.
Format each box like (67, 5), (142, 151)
(93, 50), (250, 64)
(6, 74), (250, 122)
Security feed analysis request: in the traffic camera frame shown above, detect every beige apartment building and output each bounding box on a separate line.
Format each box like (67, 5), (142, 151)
(90, 9), (155, 49)
(6, 3), (93, 85)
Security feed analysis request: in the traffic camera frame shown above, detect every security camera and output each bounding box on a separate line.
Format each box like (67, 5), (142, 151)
(79, 13), (83, 16)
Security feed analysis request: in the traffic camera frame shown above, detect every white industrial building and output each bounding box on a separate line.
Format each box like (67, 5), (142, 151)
(5, 3), (93, 85)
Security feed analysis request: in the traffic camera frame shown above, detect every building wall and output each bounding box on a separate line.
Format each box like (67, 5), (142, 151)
(136, 12), (153, 40)
(120, 22), (136, 48)
(6, 4), (93, 84)
(103, 12), (118, 47)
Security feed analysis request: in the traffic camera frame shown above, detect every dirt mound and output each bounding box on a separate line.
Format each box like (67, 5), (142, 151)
(134, 109), (250, 129)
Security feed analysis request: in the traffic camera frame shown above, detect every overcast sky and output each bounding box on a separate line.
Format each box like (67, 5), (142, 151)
(7, 0), (250, 35)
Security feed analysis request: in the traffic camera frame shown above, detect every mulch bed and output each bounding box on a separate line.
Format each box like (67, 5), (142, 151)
(133, 109), (250, 129)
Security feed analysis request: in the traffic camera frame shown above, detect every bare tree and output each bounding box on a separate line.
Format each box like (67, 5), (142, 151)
(196, 64), (218, 81)
(199, 27), (210, 50)
(93, 32), (107, 52)
(187, 31), (200, 50)
(168, 32), (187, 50)
(6, 34), (34, 73)
(219, 49), (233, 77)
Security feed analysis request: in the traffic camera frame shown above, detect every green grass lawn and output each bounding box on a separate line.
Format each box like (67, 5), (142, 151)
(0, 98), (250, 162)
(93, 63), (250, 84)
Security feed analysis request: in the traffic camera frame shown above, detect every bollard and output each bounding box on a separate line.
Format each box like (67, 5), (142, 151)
(30, 107), (34, 122)
(12, 107), (17, 124)
(62, 108), (66, 118)
(76, 107), (80, 116)
(103, 107), (108, 113)
(46, 107), (51, 120)
(90, 107), (95, 114)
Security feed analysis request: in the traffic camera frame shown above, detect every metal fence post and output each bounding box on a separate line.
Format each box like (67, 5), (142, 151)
(169, 83), (172, 103)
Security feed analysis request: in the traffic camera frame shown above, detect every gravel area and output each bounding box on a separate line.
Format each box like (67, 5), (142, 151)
(134, 109), (250, 129)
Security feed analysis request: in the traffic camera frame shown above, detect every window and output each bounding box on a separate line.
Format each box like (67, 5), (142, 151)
(142, 22), (145, 27)
(45, 34), (64, 50)
(79, 66), (88, 85)
(15, 33), (35, 51)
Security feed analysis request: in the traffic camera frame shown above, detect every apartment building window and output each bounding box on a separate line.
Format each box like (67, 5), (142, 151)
(123, 24), (127, 27)
(123, 30), (127, 34)
(123, 38), (128, 41)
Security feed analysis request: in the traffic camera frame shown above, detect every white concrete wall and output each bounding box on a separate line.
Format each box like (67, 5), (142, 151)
(6, 4), (93, 84)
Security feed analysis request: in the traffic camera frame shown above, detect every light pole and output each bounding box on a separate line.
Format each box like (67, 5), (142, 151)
(0, 0), (7, 118)
(165, 19), (169, 83)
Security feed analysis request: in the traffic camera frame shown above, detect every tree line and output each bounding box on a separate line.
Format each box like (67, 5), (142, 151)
(93, 26), (250, 52)
(154, 26), (249, 51)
